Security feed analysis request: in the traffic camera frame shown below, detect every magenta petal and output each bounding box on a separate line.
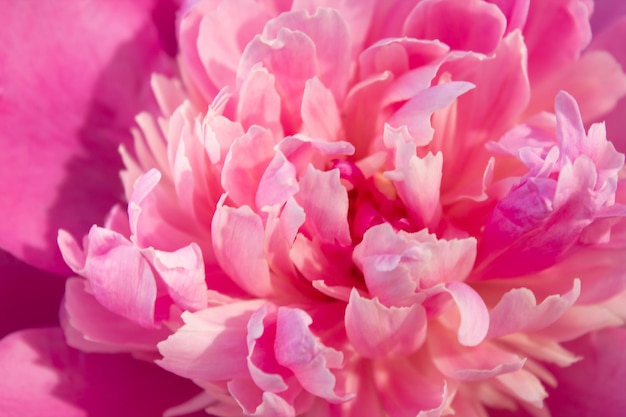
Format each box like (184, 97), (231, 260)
(0, 328), (204, 417)
(0, 250), (65, 338)
(0, 0), (177, 274)
(545, 327), (626, 416)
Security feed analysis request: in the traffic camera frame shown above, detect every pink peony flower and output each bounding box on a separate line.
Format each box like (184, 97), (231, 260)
(2, 0), (626, 416)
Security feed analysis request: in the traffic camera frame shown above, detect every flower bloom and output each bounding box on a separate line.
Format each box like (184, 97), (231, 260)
(2, 0), (626, 416)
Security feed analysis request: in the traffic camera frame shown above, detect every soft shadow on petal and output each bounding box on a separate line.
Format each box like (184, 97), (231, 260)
(0, 0), (178, 275)
(0, 328), (206, 417)
(544, 327), (626, 417)
(0, 250), (65, 338)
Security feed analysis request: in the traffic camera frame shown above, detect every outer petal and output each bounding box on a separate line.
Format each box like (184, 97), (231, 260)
(61, 278), (170, 353)
(403, 0), (506, 55)
(58, 227), (158, 329)
(545, 327), (626, 416)
(0, 0), (176, 274)
(0, 328), (203, 417)
(0, 250), (65, 338)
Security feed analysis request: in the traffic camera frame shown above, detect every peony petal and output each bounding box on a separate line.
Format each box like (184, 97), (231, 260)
(524, 0), (592, 84)
(274, 307), (353, 403)
(59, 227), (158, 329)
(238, 27), (317, 134)
(345, 289), (427, 358)
(263, 8), (352, 103)
(373, 357), (447, 417)
(588, 13), (626, 151)
(221, 126), (276, 209)
(62, 278), (170, 353)
(403, 0), (506, 55)
(486, 0), (530, 34)
(157, 301), (265, 381)
(300, 77), (343, 141)
(0, 0), (176, 274)
(0, 250), (65, 338)
(488, 280), (580, 338)
(196, 0), (272, 96)
(0, 328), (203, 417)
(237, 64), (283, 138)
(295, 166), (352, 246)
(256, 152), (300, 211)
(441, 282), (490, 346)
(384, 143), (443, 228)
(429, 326), (525, 381)
(545, 327), (626, 416)
(145, 243), (208, 312)
(211, 199), (273, 297)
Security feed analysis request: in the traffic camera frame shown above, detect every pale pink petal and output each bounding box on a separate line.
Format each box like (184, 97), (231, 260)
(274, 307), (353, 402)
(58, 227), (158, 329)
(211, 200), (273, 297)
(221, 126), (276, 208)
(439, 282), (490, 347)
(237, 64), (284, 138)
(403, 0), (506, 55)
(447, 31), (531, 144)
(291, 0), (376, 59)
(62, 278), (170, 353)
(345, 289), (427, 358)
(246, 306), (289, 393)
(384, 143), (443, 228)
(387, 81), (475, 144)
(343, 72), (394, 159)
(278, 136), (355, 175)
(0, 328), (203, 417)
(237, 28), (317, 134)
(495, 369), (547, 409)
(301, 77), (343, 140)
(158, 301), (264, 381)
(145, 243), (208, 312)
(429, 327), (525, 381)
(256, 152), (300, 210)
(295, 166), (352, 246)
(0, 0), (176, 274)
(228, 379), (296, 417)
(128, 169), (200, 251)
(353, 223), (418, 305)
(196, 0), (272, 95)
(488, 280), (580, 338)
(373, 357), (447, 417)
(263, 8), (351, 103)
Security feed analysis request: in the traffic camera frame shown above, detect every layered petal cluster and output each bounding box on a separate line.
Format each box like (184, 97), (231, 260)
(43, 0), (626, 416)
